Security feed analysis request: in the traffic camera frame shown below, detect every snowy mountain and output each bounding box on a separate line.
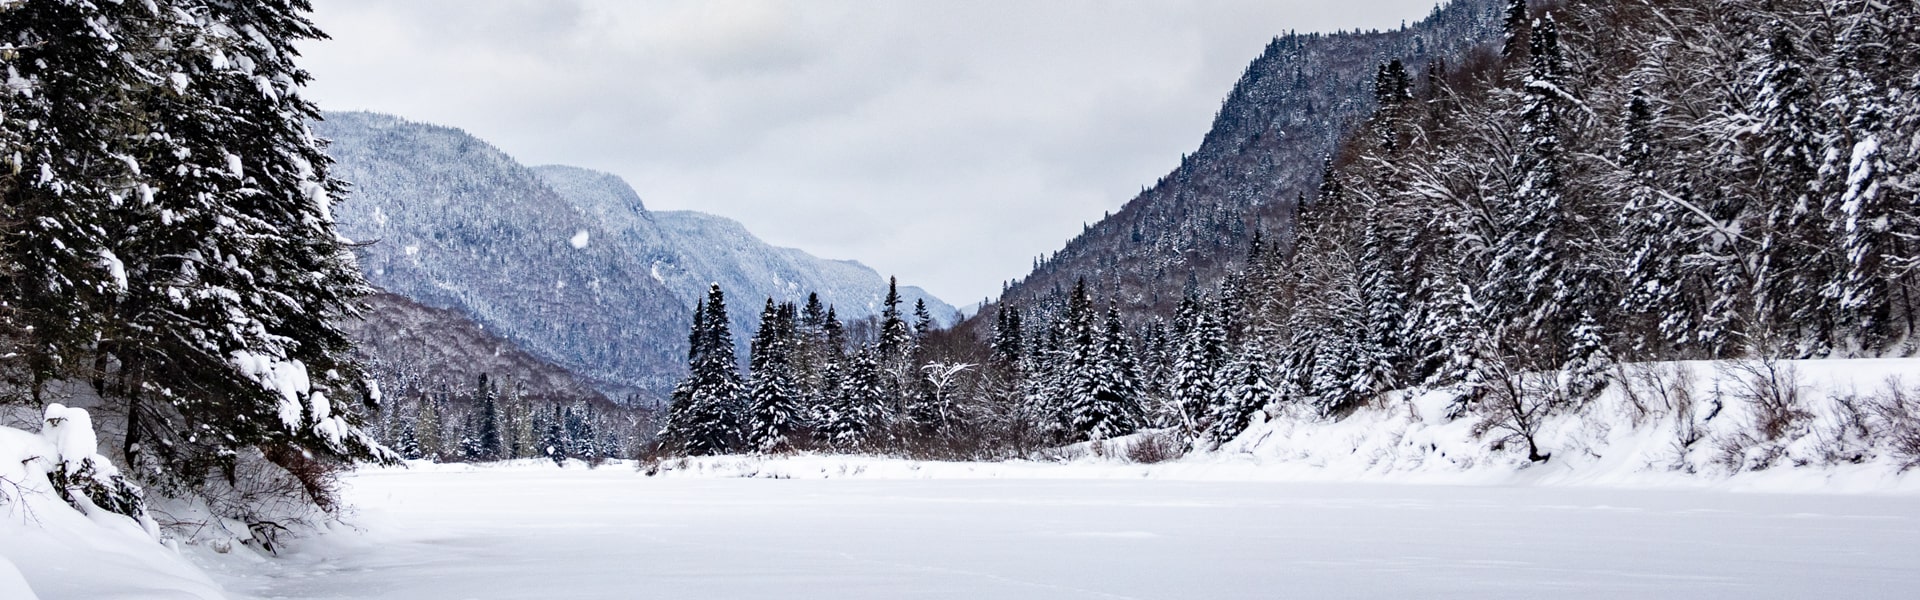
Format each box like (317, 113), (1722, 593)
(316, 112), (953, 396)
(315, 111), (688, 394)
(533, 165), (958, 336)
(996, 0), (1507, 315)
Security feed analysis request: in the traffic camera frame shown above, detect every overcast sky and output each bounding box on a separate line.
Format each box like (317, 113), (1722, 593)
(299, 1), (1443, 305)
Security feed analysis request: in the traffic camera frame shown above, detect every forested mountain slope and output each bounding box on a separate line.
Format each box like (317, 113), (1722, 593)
(316, 112), (953, 397)
(996, 0), (1509, 315)
(532, 165), (957, 335)
(340, 292), (615, 407)
(315, 112), (689, 394)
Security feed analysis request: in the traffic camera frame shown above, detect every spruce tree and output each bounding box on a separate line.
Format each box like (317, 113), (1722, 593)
(476, 374), (502, 461)
(659, 284), (745, 456)
(1073, 306), (1145, 441)
(1171, 294), (1225, 433)
(747, 299), (802, 453)
(2, 0), (393, 502)
(1206, 338), (1277, 447)
(877, 277), (914, 364)
(913, 298), (935, 338)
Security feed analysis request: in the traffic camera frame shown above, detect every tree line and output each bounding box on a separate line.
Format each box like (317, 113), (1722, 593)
(655, 0), (1920, 463)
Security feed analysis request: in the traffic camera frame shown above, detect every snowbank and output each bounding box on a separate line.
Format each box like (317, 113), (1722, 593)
(631, 358), (1920, 495)
(0, 405), (227, 600)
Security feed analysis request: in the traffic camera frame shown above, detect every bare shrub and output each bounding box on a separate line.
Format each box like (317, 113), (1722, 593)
(1124, 430), (1183, 464)
(1867, 378), (1920, 470)
(1712, 358), (1810, 471)
(1814, 387), (1876, 465)
(1470, 362), (1562, 463)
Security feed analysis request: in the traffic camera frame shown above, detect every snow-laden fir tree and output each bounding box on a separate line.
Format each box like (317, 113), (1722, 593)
(542, 404), (568, 466)
(1205, 336), (1278, 447)
(1170, 294), (1226, 433)
(1750, 26), (1836, 356)
(1071, 306), (1145, 441)
(746, 299), (803, 453)
(825, 347), (889, 451)
(0, 0), (392, 508)
(659, 284), (745, 456)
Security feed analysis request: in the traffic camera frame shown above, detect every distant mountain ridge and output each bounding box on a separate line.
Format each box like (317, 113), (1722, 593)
(316, 111), (953, 398)
(531, 165), (956, 337)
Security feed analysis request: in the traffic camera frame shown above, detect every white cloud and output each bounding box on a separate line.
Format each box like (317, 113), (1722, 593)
(300, 0), (1444, 303)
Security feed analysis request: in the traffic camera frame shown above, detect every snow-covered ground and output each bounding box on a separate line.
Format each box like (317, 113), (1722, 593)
(10, 357), (1920, 598)
(192, 461), (1920, 599)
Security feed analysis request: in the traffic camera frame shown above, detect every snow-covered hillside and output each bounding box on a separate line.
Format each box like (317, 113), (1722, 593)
(315, 112), (955, 395)
(315, 112), (689, 393)
(534, 165), (958, 329)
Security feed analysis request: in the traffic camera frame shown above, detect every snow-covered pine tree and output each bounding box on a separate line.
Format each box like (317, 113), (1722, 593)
(542, 404), (567, 466)
(1352, 210), (1405, 401)
(1615, 89), (1698, 356)
(992, 304), (1025, 370)
(1171, 294), (1226, 434)
(659, 284), (745, 456)
(826, 347), (889, 452)
(877, 276), (914, 365)
(1072, 306), (1145, 441)
(1823, 0), (1914, 352)
(1501, 0), (1531, 59)
(1205, 336), (1277, 447)
(415, 394), (443, 461)
(747, 299), (802, 453)
(1750, 25), (1837, 356)
(1055, 280), (1104, 441)
(1481, 15), (1582, 368)
(2, 0), (393, 503)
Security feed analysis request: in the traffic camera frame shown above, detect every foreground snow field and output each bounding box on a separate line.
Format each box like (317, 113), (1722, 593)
(193, 462), (1920, 600)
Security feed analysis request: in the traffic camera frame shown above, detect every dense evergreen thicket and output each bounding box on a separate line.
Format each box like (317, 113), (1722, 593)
(1, 0), (389, 528)
(1271, 0), (1920, 423)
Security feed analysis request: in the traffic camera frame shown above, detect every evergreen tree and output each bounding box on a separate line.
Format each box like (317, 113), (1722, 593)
(1205, 338), (1277, 447)
(1751, 26), (1836, 355)
(542, 404), (567, 466)
(826, 347), (888, 451)
(1, 0), (393, 501)
(913, 298), (935, 338)
(1072, 306), (1145, 441)
(659, 284), (745, 456)
(992, 304), (1025, 369)
(747, 299), (803, 453)
(475, 374), (502, 461)
(1171, 294), (1225, 433)
(878, 277), (914, 363)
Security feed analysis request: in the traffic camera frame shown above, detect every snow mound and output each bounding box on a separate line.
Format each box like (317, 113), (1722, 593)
(0, 405), (228, 599)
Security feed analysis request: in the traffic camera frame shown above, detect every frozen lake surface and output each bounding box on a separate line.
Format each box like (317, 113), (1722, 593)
(205, 465), (1920, 599)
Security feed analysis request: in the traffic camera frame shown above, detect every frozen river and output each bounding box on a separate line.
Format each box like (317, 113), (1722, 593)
(205, 465), (1920, 599)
